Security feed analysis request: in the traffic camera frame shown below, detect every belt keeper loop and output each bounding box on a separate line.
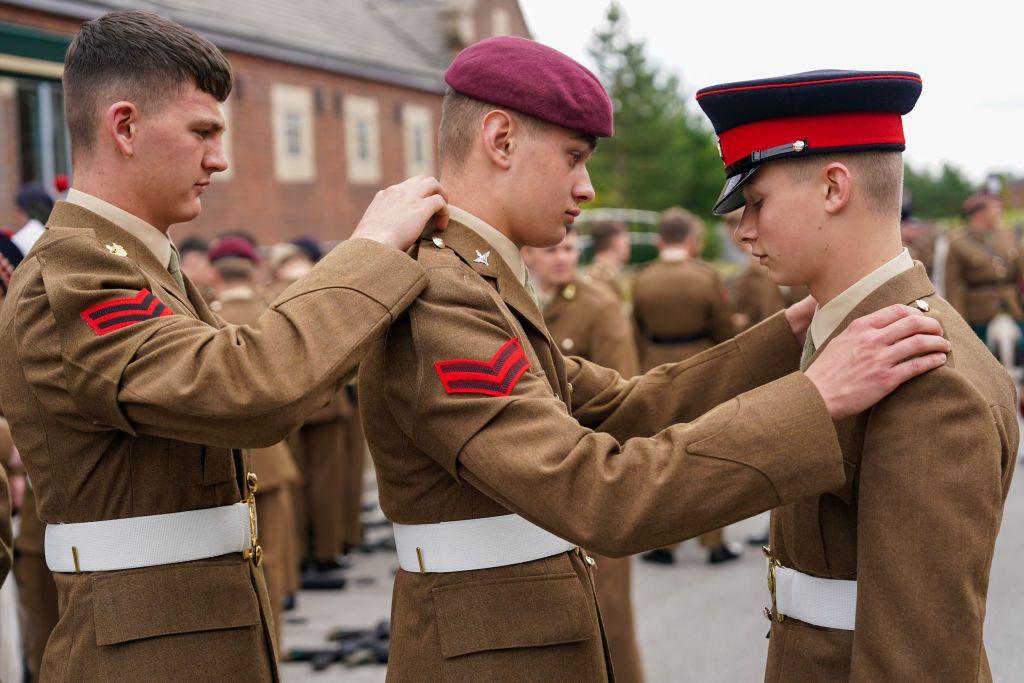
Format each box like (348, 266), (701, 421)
(416, 547), (426, 574)
(71, 546), (81, 573)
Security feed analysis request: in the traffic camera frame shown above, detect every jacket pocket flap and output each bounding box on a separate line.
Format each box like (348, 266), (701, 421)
(432, 572), (596, 659)
(93, 560), (260, 646)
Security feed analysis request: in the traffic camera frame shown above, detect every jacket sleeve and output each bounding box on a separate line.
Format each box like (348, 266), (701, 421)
(27, 235), (426, 448)
(849, 367), (1012, 681)
(566, 311), (801, 443)
(387, 265), (845, 557)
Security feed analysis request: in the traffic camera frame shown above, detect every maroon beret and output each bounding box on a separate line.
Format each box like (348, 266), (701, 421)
(962, 191), (1002, 215)
(208, 235), (259, 263)
(445, 36), (613, 138)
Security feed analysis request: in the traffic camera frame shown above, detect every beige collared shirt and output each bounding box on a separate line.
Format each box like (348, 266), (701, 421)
(65, 188), (173, 268)
(809, 248), (914, 347)
(448, 205), (527, 285)
(659, 247), (690, 263)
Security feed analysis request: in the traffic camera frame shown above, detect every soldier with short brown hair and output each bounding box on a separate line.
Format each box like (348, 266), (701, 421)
(0, 10), (447, 679)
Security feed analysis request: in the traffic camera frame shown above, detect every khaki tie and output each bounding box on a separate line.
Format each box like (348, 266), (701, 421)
(167, 248), (186, 293)
(799, 332), (816, 372)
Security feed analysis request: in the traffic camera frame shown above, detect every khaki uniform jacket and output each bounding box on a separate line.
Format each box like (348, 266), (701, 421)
(0, 201), (427, 681)
(583, 262), (625, 303)
(765, 265), (1018, 682)
(541, 277), (644, 683)
(543, 278), (639, 378)
(632, 258), (736, 370)
(358, 221), (847, 682)
(731, 260), (786, 331)
(944, 228), (1024, 324)
(212, 294), (301, 492)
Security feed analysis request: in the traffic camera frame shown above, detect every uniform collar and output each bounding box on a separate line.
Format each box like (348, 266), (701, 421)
(65, 188), (173, 269)
(809, 248), (914, 347)
(216, 286), (256, 304)
(447, 205), (527, 285)
(659, 247), (690, 262)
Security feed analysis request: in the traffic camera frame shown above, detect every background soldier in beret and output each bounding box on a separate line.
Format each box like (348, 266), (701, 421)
(358, 37), (949, 681)
(945, 191), (1024, 345)
(523, 224), (644, 683)
(584, 220), (632, 304)
(208, 237), (301, 652)
(698, 68), (1016, 681)
(0, 11), (447, 680)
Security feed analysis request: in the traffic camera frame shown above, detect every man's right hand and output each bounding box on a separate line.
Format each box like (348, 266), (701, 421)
(805, 304), (951, 420)
(351, 176), (449, 251)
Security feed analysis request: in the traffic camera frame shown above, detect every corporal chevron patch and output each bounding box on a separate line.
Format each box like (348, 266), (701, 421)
(80, 288), (172, 336)
(434, 338), (531, 397)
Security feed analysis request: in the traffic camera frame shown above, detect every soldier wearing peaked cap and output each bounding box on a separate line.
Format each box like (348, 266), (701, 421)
(0, 10), (448, 680)
(358, 38), (950, 681)
(698, 69), (1016, 681)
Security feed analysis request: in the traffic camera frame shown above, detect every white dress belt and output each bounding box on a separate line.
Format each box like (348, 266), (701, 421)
(773, 564), (857, 630)
(392, 513), (577, 573)
(45, 502), (252, 573)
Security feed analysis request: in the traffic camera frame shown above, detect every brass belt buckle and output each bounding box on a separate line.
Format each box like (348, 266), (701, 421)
(242, 472), (262, 566)
(762, 546), (784, 623)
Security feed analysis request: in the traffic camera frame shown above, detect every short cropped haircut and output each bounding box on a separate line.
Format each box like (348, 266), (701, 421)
(63, 10), (232, 158)
(590, 221), (626, 255)
(213, 256), (254, 283)
(781, 151), (903, 216)
(658, 207), (704, 244)
(438, 88), (596, 172)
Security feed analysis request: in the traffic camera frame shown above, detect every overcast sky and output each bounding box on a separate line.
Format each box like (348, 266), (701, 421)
(517, 0), (1023, 183)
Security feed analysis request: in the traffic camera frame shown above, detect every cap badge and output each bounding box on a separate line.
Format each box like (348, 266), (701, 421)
(716, 139), (724, 160)
(105, 243), (127, 257)
(474, 250), (491, 267)
(792, 140), (807, 153)
(432, 236), (446, 249)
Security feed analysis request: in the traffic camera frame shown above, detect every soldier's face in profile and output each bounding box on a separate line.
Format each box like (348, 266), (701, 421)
(737, 162), (829, 286)
(507, 124), (596, 248)
(522, 230), (580, 290)
(129, 84), (228, 228)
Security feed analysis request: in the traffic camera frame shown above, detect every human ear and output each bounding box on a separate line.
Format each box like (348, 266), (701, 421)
(104, 101), (139, 157)
(822, 162), (852, 214)
(480, 110), (514, 170)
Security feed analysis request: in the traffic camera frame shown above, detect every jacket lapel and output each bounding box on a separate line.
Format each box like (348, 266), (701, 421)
(807, 263), (937, 366)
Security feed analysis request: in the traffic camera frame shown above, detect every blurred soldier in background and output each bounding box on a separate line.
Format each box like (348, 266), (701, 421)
(584, 220), (632, 303)
(945, 191), (1024, 345)
(523, 223), (644, 683)
(177, 235), (214, 303)
(899, 195), (939, 278)
(11, 183), (53, 256)
(633, 206), (741, 565)
(208, 236), (302, 650)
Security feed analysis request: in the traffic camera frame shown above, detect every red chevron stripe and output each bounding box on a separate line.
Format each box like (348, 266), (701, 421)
(80, 288), (173, 336)
(435, 338), (531, 396)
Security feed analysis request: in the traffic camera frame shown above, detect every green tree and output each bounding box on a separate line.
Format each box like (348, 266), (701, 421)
(903, 162), (974, 219)
(586, 2), (722, 239)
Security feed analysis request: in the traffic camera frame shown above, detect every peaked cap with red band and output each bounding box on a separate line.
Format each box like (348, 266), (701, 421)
(696, 69), (923, 215)
(444, 36), (614, 138)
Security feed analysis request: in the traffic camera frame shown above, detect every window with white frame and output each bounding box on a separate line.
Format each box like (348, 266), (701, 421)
(271, 84), (316, 182)
(344, 96), (381, 184)
(402, 105), (434, 178)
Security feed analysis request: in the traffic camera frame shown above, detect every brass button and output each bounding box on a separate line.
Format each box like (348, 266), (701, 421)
(246, 471), (259, 493)
(432, 236), (445, 249)
(252, 544), (263, 567)
(561, 337), (575, 351)
(913, 299), (930, 312)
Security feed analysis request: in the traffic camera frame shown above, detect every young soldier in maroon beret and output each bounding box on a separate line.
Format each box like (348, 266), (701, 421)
(358, 38), (951, 680)
(698, 69), (1017, 681)
(0, 10), (447, 680)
